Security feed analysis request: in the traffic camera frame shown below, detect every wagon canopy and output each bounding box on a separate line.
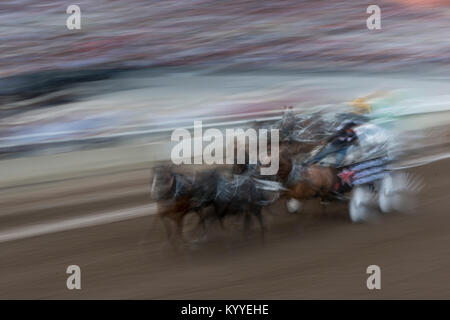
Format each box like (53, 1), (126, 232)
(344, 123), (390, 165)
(317, 122), (391, 167)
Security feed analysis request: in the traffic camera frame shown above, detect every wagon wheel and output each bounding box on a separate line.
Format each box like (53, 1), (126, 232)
(349, 186), (378, 223)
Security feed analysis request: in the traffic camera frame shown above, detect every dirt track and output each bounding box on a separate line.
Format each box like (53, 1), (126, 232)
(0, 156), (449, 299)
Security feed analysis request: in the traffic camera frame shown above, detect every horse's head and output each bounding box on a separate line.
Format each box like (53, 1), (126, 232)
(150, 165), (175, 200)
(285, 162), (318, 199)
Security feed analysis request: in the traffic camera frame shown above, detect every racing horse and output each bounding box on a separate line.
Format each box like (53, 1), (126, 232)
(211, 169), (284, 241)
(282, 161), (339, 213)
(151, 164), (282, 244)
(150, 165), (219, 245)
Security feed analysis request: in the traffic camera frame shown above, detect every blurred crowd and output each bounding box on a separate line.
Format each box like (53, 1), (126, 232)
(1, 0), (449, 77)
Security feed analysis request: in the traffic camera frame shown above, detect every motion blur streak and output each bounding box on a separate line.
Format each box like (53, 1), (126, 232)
(0, 0), (449, 299)
(0, 204), (156, 243)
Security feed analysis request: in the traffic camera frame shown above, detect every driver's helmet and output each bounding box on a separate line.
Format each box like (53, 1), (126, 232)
(350, 97), (372, 114)
(336, 112), (370, 128)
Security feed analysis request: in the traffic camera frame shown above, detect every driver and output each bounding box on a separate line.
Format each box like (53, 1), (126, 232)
(308, 121), (359, 167)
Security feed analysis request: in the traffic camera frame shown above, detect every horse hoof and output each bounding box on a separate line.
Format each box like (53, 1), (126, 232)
(349, 187), (377, 223)
(379, 172), (423, 213)
(286, 198), (302, 213)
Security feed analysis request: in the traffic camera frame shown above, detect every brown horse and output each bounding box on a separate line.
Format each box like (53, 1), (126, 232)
(277, 155), (339, 213)
(286, 163), (338, 201)
(272, 112), (330, 183)
(150, 165), (218, 245)
(272, 141), (317, 183)
(283, 164), (338, 212)
(258, 138), (338, 213)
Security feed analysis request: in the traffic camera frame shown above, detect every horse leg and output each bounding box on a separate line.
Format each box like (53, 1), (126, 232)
(161, 207), (188, 248)
(320, 199), (327, 215)
(161, 216), (174, 244)
(253, 206), (265, 243)
(215, 201), (230, 232)
(192, 207), (212, 243)
(140, 202), (164, 246)
(173, 211), (188, 245)
(154, 203), (172, 241)
(197, 209), (208, 237)
(242, 210), (252, 239)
